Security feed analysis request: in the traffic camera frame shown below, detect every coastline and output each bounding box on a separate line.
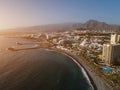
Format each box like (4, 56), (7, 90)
(63, 52), (95, 90)
(0, 47), (95, 90)
(50, 48), (97, 90)
(49, 48), (112, 90)
(45, 48), (95, 90)
(8, 47), (112, 90)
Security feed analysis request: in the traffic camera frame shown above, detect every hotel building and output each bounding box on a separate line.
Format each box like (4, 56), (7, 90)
(102, 34), (120, 65)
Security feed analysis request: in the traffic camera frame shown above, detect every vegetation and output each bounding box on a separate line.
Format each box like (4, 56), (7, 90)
(80, 51), (120, 89)
(108, 73), (120, 87)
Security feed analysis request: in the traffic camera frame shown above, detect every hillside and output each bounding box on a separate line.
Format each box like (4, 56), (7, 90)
(79, 20), (120, 32)
(3, 20), (120, 33)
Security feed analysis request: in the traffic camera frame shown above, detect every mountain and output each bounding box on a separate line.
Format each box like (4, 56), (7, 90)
(4, 23), (82, 33)
(79, 20), (120, 32)
(4, 20), (120, 33)
(23, 23), (82, 32)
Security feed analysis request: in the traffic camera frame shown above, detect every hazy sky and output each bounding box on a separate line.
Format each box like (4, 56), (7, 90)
(0, 0), (120, 29)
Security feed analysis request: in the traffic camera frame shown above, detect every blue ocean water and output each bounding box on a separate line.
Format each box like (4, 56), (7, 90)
(0, 48), (93, 90)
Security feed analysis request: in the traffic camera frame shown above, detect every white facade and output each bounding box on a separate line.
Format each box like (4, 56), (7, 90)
(110, 34), (120, 44)
(102, 33), (120, 65)
(102, 44), (120, 65)
(102, 44), (111, 65)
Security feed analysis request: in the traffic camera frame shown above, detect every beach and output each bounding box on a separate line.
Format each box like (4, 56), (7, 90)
(52, 48), (113, 90)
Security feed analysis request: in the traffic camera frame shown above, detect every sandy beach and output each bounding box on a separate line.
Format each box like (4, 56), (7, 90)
(77, 57), (112, 90)
(66, 52), (112, 90)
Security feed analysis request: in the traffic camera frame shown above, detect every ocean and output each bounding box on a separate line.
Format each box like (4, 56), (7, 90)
(0, 37), (93, 90)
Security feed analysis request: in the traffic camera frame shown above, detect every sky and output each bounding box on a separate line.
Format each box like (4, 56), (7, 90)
(0, 0), (120, 30)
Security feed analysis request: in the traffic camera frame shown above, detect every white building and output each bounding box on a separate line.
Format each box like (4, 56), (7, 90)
(102, 44), (120, 65)
(110, 34), (120, 44)
(102, 33), (120, 65)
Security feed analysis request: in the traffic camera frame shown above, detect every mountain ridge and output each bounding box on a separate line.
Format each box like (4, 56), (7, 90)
(4, 20), (120, 32)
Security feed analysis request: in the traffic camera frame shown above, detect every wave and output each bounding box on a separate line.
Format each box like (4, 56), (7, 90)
(65, 54), (94, 90)
(44, 49), (94, 90)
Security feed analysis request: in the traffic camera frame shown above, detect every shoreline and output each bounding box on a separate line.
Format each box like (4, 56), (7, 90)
(48, 48), (112, 90)
(50, 48), (97, 90)
(8, 47), (111, 90)
(63, 52), (95, 90)
(44, 48), (95, 90)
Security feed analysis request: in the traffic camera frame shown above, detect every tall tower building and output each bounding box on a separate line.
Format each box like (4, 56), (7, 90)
(102, 44), (120, 65)
(102, 44), (111, 65)
(110, 34), (120, 44)
(102, 33), (120, 65)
